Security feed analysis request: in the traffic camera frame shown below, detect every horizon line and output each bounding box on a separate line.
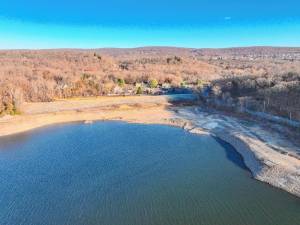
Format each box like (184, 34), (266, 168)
(1, 45), (300, 51)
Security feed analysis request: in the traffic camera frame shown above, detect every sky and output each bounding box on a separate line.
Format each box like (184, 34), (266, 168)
(0, 0), (300, 49)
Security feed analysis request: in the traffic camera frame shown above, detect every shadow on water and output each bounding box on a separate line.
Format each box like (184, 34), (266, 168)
(0, 132), (33, 151)
(0, 121), (82, 151)
(164, 93), (249, 172)
(213, 136), (250, 172)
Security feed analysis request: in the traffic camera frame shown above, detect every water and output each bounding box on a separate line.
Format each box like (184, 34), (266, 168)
(0, 122), (299, 225)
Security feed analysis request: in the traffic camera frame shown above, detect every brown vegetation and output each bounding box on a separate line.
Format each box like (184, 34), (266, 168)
(206, 72), (300, 121)
(0, 47), (299, 118)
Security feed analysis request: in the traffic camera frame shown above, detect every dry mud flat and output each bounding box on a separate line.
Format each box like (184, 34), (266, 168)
(176, 108), (300, 198)
(0, 95), (299, 197)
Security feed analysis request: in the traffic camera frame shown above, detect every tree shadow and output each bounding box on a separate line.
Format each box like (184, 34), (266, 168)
(212, 136), (250, 172)
(164, 94), (251, 172)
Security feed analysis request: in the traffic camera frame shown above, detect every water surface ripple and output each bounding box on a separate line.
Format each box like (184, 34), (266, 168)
(0, 122), (299, 225)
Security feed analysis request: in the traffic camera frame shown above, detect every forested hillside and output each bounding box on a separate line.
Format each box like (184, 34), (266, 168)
(1, 47), (300, 120)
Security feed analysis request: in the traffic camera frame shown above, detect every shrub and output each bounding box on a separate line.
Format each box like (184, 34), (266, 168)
(148, 79), (158, 88)
(180, 81), (187, 88)
(117, 78), (125, 87)
(136, 86), (143, 95)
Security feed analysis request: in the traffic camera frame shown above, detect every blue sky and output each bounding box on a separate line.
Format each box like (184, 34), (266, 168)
(0, 0), (300, 49)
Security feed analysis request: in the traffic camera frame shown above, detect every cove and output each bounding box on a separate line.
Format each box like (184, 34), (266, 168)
(0, 121), (299, 225)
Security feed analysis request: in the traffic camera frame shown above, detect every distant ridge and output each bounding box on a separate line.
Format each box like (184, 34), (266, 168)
(1, 46), (300, 56)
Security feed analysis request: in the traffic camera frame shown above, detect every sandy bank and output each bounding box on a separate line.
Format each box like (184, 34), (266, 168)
(0, 96), (299, 198)
(0, 105), (181, 137)
(0, 95), (195, 137)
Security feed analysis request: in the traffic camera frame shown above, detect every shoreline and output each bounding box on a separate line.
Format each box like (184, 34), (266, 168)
(0, 97), (299, 198)
(0, 105), (188, 137)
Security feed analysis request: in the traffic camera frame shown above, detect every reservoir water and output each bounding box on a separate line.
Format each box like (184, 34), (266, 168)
(0, 122), (299, 225)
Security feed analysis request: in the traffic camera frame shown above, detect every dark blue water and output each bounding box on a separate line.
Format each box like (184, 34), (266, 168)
(0, 122), (299, 225)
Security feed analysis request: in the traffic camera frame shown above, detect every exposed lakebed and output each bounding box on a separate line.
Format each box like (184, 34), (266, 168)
(0, 122), (299, 225)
